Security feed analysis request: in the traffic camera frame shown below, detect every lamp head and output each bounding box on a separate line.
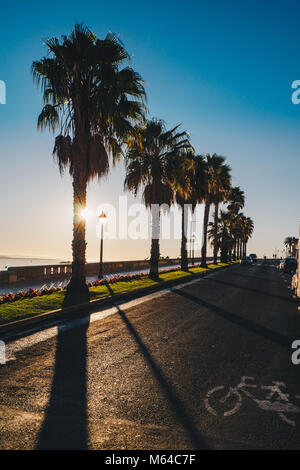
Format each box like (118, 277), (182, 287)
(98, 211), (107, 225)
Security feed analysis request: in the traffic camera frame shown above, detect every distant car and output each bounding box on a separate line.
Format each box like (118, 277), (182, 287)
(249, 253), (257, 263)
(279, 257), (297, 274)
(240, 256), (253, 266)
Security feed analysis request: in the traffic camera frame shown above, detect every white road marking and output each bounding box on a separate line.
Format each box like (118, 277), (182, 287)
(4, 271), (221, 361)
(205, 377), (300, 427)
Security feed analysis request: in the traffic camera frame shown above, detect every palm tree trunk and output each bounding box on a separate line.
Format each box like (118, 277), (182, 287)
(67, 168), (89, 296)
(201, 202), (210, 268)
(149, 209), (160, 279)
(221, 243), (227, 263)
(67, 92), (90, 297)
(229, 248), (232, 262)
(213, 202), (219, 264)
(180, 204), (188, 271)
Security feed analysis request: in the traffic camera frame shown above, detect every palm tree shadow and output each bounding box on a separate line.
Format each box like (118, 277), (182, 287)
(62, 289), (90, 308)
(36, 309), (90, 449)
(149, 274), (164, 283)
(105, 282), (209, 450)
(172, 287), (293, 349)
(230, 271), (288, 285)
(206, 277), (297, 304)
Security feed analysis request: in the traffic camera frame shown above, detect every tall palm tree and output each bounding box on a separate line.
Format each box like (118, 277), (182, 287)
(32, 24), (146, 294)
(241, 216), (254, 256)
(284, 236), (298, 257)
(232, 213), (254, 258)
(208, 210), (232, 263)
(226, 186), (245, 259)
(227, 186), (245, 215)
(233, 212), (245, 259)
(208, 218), (221, 259)
(200, 154), (231, 268)
(211, 161), (231, 264)
(173, 149), (196, 271)
(284, 237), (293, 256)
(291, 238), (299, 257)
(173, 151), (206, 271)
(125, 119), (192, 279)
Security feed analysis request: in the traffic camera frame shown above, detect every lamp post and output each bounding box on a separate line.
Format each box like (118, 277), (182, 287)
(191, 234), (196, 266)
(98, 211), (107, 279)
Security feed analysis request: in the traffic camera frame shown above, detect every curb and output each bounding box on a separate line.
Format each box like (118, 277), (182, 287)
(0, 264), (237, 339)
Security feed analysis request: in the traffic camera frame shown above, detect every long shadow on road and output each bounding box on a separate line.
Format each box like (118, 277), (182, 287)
(105, 282), (209, 450)
(229, 269), (289, 286)
(205, 276), (297, 304)
(172, 287), (293, 349)
(36, 281), (209, 450)
(36, 317), (90, 450)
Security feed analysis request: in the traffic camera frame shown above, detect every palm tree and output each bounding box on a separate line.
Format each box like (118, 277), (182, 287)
(226, 186), (245, 215)
(125, 119), (192, 279)
(32, 24), (146, 295)
(172, 151), (206, 271)
(291, 238), (299, 257)
(233, 212), (245, 259)
(284, 237), (293, 256)
(241, 217), (254, 256)
(211, 161), (231, 264)
(208, 218), (221, 259)
(208, 210), (232, 263)
(284, 237), (298, 257)
(173, 150), (196, 271)
(200, 154), (231, 268)
(226, 186), (245, 259)
(232, 213), (254, 258)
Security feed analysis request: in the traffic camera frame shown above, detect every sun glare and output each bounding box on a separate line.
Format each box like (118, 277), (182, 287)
(80, 208), (92, 222)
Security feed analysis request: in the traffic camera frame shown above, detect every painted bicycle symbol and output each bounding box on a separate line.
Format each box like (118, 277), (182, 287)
(205, 376), (300, 426)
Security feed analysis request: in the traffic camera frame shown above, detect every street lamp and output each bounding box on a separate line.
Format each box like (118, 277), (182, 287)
(98, 211), (107, 279)
(191, 234), (196, 266)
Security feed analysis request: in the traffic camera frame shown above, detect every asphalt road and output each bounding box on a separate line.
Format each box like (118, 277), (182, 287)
(1, 261), (300, 450)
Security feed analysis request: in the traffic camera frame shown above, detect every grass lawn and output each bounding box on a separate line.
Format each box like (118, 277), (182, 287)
(0, 262), (234, 325)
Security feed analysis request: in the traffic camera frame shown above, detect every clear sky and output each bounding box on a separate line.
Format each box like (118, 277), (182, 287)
(1, 0), (300, 261)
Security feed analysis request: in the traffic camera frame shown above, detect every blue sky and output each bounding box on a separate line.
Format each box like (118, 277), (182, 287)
(0, 0), (300, 260)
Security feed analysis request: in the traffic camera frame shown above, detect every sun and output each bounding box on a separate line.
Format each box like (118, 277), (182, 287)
(80, 207), (92, 222)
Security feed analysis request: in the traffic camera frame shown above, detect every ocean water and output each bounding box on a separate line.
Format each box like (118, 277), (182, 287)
(0, 258), (63, 272)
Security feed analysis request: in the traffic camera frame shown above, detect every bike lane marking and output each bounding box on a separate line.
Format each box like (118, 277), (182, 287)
(204, 376), (300, 427)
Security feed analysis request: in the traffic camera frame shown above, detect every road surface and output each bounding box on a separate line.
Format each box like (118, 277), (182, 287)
(0, 261), (300, 450)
